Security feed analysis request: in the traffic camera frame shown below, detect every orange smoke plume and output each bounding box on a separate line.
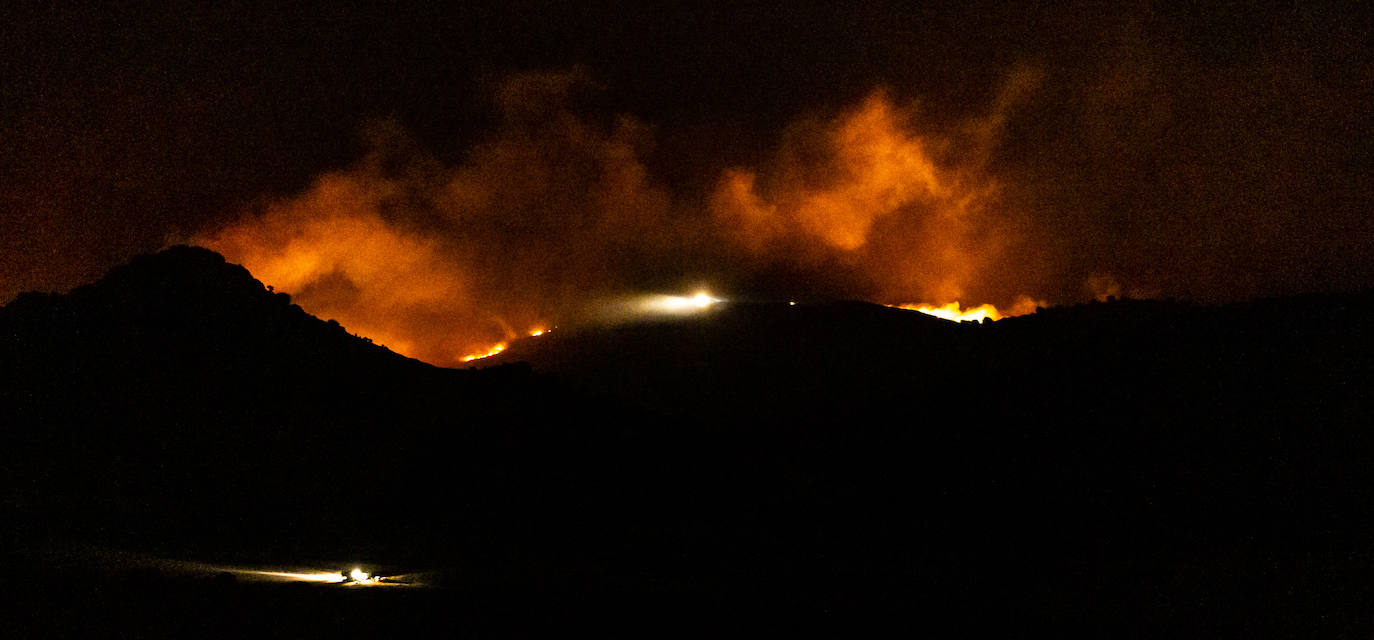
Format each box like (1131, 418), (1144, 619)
(205, 175), (472, 361)
(199, 70), (679, 365)
(711, 86), (1033, 311)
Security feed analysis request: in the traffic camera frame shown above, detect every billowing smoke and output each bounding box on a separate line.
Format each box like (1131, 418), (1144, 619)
(198, 69), (1049, 364)
(9, 3), (1370, 344)
(710, 67), (1046, 310)
(201, 71), (693, 364)
(197, 52), (1368, 365)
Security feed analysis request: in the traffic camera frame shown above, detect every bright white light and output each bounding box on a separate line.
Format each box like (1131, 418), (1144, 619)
(639, 292), (721, 314)
(350, 568), (370, 582)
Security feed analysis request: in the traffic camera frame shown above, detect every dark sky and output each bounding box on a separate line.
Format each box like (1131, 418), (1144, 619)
(3, 0), (1371, 309)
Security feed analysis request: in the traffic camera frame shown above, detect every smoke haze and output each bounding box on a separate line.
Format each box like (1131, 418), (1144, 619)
(200, 70), (1055, 363)
(5, 2), (1370, 364)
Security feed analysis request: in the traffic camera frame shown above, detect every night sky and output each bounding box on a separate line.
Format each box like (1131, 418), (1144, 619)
(4, 1), (1371, 356)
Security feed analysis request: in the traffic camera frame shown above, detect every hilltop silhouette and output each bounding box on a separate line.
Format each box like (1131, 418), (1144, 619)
(3, 247), (1373, 635)
(1, 247), (591, 555)
(2, 245), (421, 377)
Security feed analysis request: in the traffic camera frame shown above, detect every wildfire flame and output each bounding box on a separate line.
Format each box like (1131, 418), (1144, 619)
(898, 302), (1002, 322)
(889, 296), (1044, 323)
(461, 342), (507, 363)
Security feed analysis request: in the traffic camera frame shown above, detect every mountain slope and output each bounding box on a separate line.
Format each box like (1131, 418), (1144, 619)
(1, 245), (422, 380)
(3, 247), (1373, 634)
(488, 299), (965, 418)
(479, 290), (1374, 632)
(0, 246), (587, 556)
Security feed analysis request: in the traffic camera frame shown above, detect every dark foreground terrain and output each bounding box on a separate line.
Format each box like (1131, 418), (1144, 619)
(3, 247), (1372, 636)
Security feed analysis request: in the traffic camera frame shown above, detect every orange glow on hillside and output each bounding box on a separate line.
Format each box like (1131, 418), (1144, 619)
(890, 296), (1043, 322)
(197, 71), (1055, 366)
(896, 301), (1002, 322)
(197, 71), (668, 367)
(461, 342), (507, 363)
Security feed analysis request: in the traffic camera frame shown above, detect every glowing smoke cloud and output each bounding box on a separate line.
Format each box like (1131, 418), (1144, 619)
(200, 70), (1051, 366)
(201, 71), (684, 365)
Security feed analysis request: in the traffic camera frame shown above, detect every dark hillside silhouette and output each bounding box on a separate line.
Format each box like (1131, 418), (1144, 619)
(0, 246), (626, 559)
(489, 292), (1374, 634)
(3, 247), (1373, 636)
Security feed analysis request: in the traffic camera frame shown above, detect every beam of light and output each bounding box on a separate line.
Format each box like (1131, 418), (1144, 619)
(637, 292), (722, 315)
(241, 570), (348, 583)
(226, 567), (420, 586)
